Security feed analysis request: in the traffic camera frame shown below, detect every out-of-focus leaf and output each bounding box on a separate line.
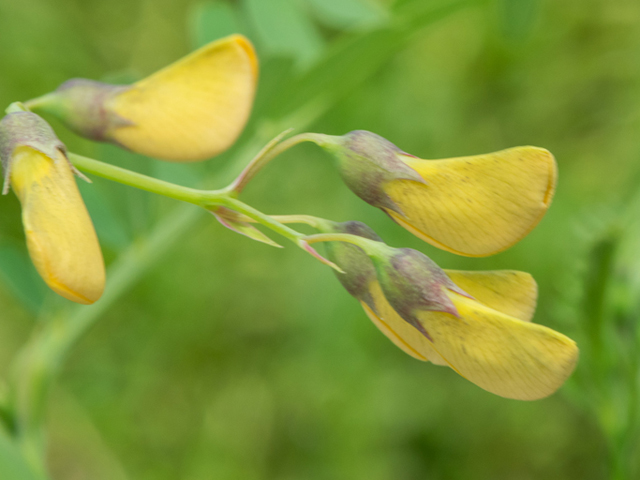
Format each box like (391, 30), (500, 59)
(189, 1), (244, 49)
(268, 0), (473, 119)
(499, 0), (539, 41)
(78, 181), (131, 251)
(0, 242), (47, 313)
(305, 0), (388, 30)
(0, 429), (42, 480)
(243, 0), (325, 67)
(95, 144), (153, 238)
(152, 162), (203, 188)
(251, 56), (296, 117)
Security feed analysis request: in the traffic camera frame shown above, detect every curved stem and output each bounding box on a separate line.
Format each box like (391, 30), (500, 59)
(267, 214), (327, 229)
(304, 233), (391, 258)
(69, 152), (342, 270)
(5, 102), (28, 114)
(68, 153), (218, 205)
(227, 132), (331, 195)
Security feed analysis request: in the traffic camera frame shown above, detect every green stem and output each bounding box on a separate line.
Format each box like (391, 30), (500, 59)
(304, 233), (391, 258)
(227, 132), (331, 194)
(68, 152), (345, 271)
(22, 94), (57, 113)
(68, 153), (217, 205)
(268, 214), (327, 229)
(5, 102), (28, 114)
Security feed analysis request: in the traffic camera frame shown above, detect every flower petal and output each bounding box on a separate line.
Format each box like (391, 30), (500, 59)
(110, 34), (258, 161)
(444, 270), (537, 322)
(417, 292), (578, 400)
(11, 146), (105, 304)
(363, 280), (447, 365)
(384, 147), (557, 257)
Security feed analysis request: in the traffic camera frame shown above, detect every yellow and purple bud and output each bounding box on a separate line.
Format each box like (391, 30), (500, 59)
(26, 34), (258, 162)
(0, 112), (105, 304)
(321, 130), (557, 257)
(322, 220), (451, 365)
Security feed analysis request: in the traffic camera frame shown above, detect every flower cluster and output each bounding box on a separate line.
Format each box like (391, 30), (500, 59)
(0, 33), (577, 400)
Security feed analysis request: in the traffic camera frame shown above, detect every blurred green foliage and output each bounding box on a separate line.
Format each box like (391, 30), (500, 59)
(2, 0), (640, 478)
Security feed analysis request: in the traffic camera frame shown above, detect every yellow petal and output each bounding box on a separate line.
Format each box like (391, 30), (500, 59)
(109, 34), (258, 162)
(384, 147), (557, 257)
(444, 270), (537, 322)
(11, 146), (105, 304)
(418, 292), (578, 400)
(362, 281), (448, 365)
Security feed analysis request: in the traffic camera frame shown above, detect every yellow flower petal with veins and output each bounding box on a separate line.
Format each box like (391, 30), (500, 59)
(384, 147), (557, 257)
(419, 291), (578, 400)
(444, 270), (537, 322)
(10, 146), (105, 304)
(361, 270), (539, 367)
(363, 280), (447, 364)
(108, 34), (258, 161)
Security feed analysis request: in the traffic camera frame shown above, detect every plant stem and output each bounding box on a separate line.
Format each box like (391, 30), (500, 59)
(5, 102), (28, 114)
(68, 152), (345, 270)
(268, 214), (327, 229)
(304, 233), (390, 258)
(68, 153), (216, 205)
(227, 132), (331, 194)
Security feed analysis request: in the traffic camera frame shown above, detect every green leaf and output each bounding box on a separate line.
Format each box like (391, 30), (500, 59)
(189, 1), (244, 50)
(499, 0), (539, 41)
(0, 429), (42, 480)
(151, 162), (203, 188)
(268, 0), (473, 119)
(243, 0), (325, 67)
(305, 0), (388, 30)
(0, 242), (47, 313)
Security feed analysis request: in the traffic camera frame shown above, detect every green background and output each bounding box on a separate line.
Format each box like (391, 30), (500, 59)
(1, 0), (640, 478)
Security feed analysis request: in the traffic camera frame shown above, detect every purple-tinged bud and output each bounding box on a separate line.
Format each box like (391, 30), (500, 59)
(40, 79), (132, 143)
(322, 130), (424, 215)
(371, 248), (470, 340)
(322, 221), (383, 311)
(0, 111), (105, 304)
(0, 112), (67, 194)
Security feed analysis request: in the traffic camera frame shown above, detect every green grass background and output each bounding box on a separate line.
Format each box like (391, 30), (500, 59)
(1, 0), (640, 478)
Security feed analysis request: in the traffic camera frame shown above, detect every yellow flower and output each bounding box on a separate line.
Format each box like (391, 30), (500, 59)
(385, 147), (557, 257)
(363, 270), (577, 400)
(323, 222), (577, 400)
(27, 34), (258, 162)
(323, 131), (557, 257)
(0, 112), (105, 304)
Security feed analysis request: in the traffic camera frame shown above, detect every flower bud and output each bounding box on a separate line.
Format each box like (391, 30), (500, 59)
(0, 112), (105, 304)
(322, 221), (382, 310)
(372, 247), (578, 400)
(322, 130), (557, 257)
(27, 34), (258, 162)
(322, 221), (447, 364)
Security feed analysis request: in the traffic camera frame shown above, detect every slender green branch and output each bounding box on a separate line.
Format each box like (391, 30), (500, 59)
(68, 153), (218, 205)
(69, 153), (345, 270)
(5, 102), (28, 114)
(227, 132), (332, 194)
(304, 233), (391, 258)
(22, 94), (57, 113)
(267, 214), (327, 229)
